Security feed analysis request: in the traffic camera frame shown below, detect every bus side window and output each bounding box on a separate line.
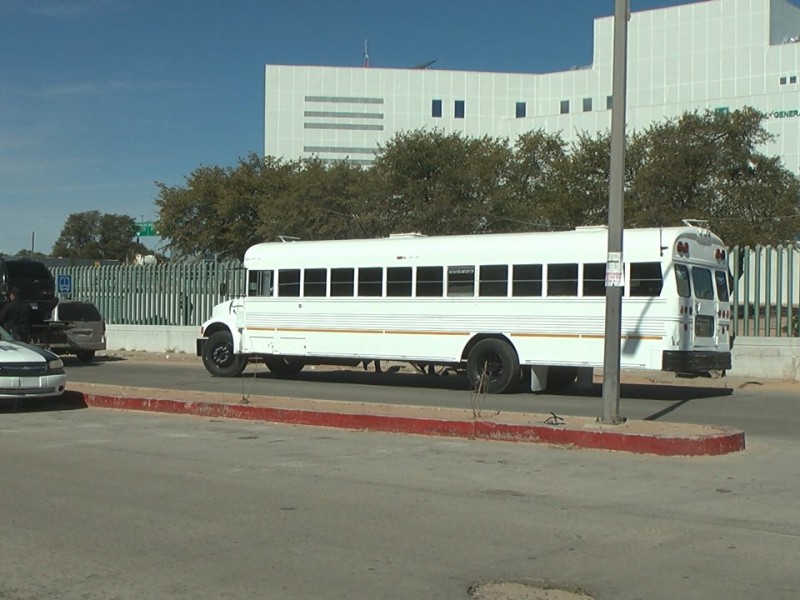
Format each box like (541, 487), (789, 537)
(331, 268), (354, 297)
(387, 267), (412, 297)
(547, 263), (578, 296)
(691, 267), (714, 300)
(248, 269), (274, 297)
(416, 266), (443, 297)
(358, 267), (383, 297)
(304, 268), (327, 297)
(447, 265), (475, 297)
(479, 264), (508, 297)
(582, 263), (606, 297)
(278, 269), (301, 297)
(714, 270), (730, 302)
(675, 264), (691, 297)
(630, 262), (663, 297)
(512, 264), (542, 296)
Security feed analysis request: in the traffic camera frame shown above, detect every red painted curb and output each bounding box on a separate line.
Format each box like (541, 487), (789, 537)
(72, 391), (745, 457)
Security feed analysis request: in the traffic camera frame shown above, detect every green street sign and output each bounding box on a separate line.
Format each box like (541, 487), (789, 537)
(136, 221), (158, 236)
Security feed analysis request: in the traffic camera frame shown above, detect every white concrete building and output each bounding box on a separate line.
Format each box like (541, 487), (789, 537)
(264, 0), (800, 172)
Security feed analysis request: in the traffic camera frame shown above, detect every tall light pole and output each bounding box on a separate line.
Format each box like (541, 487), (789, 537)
(602, 0), (630, 424)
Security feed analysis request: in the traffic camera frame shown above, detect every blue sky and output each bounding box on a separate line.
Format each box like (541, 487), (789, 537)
(0, 0), (696, 256)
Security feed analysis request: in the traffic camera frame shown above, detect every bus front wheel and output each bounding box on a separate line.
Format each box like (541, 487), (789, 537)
(466, 338), (520, 394)
(202, 331), (247, 377)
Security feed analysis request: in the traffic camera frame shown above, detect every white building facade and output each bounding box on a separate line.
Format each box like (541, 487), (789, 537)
(264, 0), (800, 172)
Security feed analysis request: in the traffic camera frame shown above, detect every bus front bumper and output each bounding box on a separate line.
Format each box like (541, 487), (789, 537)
(662, 351), (732, 374)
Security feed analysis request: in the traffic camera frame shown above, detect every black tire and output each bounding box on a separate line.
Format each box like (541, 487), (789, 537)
(545, 366), (578, 393)
(202, 330), (247, 377)
(76, 350), (95, 363)
(466, 338), (520, 394)
(264, 356), (305, 377)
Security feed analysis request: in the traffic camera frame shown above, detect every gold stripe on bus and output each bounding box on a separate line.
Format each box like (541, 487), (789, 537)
(248, 327), (661, 341)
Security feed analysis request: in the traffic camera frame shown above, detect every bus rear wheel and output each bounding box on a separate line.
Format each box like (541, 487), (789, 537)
(264, 356), (305, 376)
(202, 331), (247, 377)
(466, 338), (520, 394)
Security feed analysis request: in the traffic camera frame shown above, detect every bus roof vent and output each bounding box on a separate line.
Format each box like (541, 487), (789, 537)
(389, 232), (426, 238)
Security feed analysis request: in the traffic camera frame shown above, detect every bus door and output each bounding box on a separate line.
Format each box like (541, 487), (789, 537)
(689, 265), (719, 350)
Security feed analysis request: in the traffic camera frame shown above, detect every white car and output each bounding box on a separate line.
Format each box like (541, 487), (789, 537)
(0, 326), (66, 400)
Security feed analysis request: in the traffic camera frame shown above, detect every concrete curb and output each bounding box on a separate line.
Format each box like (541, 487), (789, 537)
(69, 390), (746, 457)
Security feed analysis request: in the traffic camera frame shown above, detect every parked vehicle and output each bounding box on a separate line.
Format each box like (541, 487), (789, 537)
(0, 325), (66, 400)
(0, 257), (58, 323)
(39, 300), (107, 362)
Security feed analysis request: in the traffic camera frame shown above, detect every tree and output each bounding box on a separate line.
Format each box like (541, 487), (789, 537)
(52, 211), (149, 261)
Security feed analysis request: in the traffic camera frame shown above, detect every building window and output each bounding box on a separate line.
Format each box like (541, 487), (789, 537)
(432, 99), (442, 118)
(606, 95), (613, 110)
(715, 106), (730, 114)
(560, 100), (570, 114)
(454, 100), (465, 119)
(515, 102), (526, 118)
(791, 75), (798, 84)
(583, 97), (592, 112)
(780, 76), (787, 85)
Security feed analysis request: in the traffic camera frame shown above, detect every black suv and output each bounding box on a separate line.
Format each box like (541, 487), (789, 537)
(0, 257), (58, 323)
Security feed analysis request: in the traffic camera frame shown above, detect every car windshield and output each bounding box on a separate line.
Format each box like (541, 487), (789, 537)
(0, 325), (14, 342)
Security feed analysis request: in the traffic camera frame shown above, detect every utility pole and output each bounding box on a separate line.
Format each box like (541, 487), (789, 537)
(602, 0), (630, 424)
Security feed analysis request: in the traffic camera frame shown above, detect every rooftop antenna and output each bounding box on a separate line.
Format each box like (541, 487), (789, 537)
(410, 58), (438, 69)
(363, 38), (370, 68)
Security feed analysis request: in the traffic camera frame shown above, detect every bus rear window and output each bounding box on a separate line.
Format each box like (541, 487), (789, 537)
(630, 262), (663, 297)
(714, 270), (730, 302)
(675, 264), (691, 298)
(691, 267), (714, 300)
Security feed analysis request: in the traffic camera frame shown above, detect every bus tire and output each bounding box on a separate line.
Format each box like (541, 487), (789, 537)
(202, 330), (247, 377)
(545, 366), (578, 392)
(466, 338), (520, 394)
(264, 356), (305, 376)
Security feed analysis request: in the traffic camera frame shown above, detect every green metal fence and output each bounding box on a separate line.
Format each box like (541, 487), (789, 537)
(53, 261), (245, 327)
(51, 246), (800, 336)
(730, 245), (799, 337)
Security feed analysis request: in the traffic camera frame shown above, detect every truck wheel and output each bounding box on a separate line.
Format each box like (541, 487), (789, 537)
(264, 356), (305, 376)
(202, 331), (247, 377)
(76, 350), (96, 363)
(466, 338), (520, 394)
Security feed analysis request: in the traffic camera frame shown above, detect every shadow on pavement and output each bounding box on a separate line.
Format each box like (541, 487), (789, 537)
(0, 391), (87, 414)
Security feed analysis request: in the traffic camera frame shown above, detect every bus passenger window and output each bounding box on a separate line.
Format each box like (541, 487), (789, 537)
(582, 263), (606, 297)
(416, 266), (443, 297)
(479, 264), (508, 297)
(248, 270), (274, 297)
(714, 270), (730, 302)
(630, 262), (663, 297)
(387, 267), (412, 297)
(691, 267), (714, 300)
(547, 264), (578, 296)
(304, 268), (327, 297)
(448, 265), (475, 297)
(331, 268), (354, 297)
(512, 264), (542, 296)
(675, 264), (691, 297)
(358, 267), (383, 297)
(278, 269), (301, 297)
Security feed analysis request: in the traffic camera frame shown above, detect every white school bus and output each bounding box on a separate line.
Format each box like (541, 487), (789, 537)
(197, 223), (733, 393)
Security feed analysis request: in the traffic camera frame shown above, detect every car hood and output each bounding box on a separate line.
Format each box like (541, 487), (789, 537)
(0, 340), (59, 363)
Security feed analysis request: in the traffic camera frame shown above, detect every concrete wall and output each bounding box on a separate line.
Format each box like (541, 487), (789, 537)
(106, 325), (800, 382)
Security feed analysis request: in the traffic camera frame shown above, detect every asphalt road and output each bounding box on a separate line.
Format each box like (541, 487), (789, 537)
(1, 402), (799, 600)
(64, 355), (800, 442)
